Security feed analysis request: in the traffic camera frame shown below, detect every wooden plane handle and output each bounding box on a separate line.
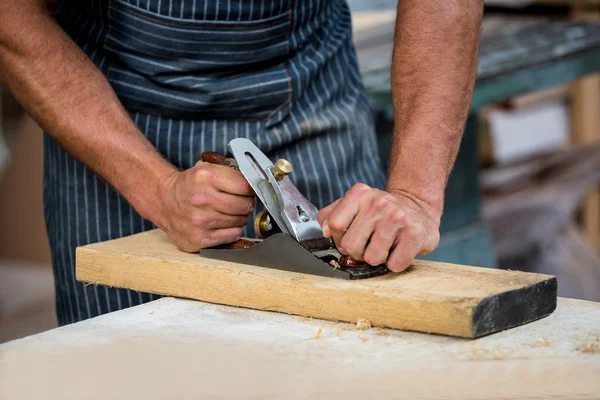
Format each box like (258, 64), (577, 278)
(200, 151), (253, 250)
(201, 151), (239, 169)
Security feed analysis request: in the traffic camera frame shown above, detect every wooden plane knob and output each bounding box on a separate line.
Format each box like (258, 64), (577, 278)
(339, 256), (369, 268)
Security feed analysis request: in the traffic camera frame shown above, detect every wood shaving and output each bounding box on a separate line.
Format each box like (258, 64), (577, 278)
(312, 328), (322, 340)
(333, 328), (346, 341)
(356, 318), (372, 331)
(530, 337), (551, 348)
(358, 336), (368, 342)
(578, 343), (600, 354)
(328, 259), (341, 269)
(376, 330), (389, 337)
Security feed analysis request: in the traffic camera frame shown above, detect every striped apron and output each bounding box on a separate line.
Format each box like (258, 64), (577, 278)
(45, 0), (386, 325)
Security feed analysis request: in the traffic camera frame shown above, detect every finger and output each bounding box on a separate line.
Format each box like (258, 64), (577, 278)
(318, 200), (342, 238)
(386, 230), (421, 272)
(317, 199), (341, 226)
(328, 196), (358, 251)
(363, 215), (404, 266)
(328, 185), (375, 249)
(191, 188), (256, 216)
(194, 162), (254, 196)
(211, 191), (256, 216)
(197, 227), (245, 249)
(204, 212), (251, 230)
(338, 195), (393, 260)
(338, 212), (377, 261)
(190, 209), (251, 231)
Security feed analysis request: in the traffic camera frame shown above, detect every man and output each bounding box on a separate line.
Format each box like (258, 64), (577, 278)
(0, 0), (483, 325)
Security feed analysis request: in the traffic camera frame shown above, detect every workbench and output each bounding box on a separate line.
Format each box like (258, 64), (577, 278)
(1, 297), (599, 399)
(352, 7), (600, 268)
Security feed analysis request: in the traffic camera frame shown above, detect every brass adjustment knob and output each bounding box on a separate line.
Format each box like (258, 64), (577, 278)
(254, 210), (274, 239)
(273, 159), (292, 179)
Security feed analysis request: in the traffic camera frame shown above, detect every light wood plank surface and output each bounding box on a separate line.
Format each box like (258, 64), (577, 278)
(1, 296), (599, 400)
(76, 230), (556, 338)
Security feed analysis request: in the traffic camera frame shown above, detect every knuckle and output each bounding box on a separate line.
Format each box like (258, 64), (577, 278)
(194, 167), (214, 182)
(347, 183), (370, 197)
(390, 210), (406, 224)
(328, 217), (345, 232)
(191, 213), (207, 227)
(371, 196), (388, 212)
(340, 236), (360, 256)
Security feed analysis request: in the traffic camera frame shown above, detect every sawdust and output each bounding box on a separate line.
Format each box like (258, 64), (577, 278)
(577, 343), (600, 354)
(313, 329), (322, 340)
(469, 347), (489, 360)
(468, 345), (514, 361)
(358, 336), (369, 342)
(528, 337), (551, 348)
(376, 330), (389, 337)
(333, 328), (346, 341)
(356, 318), (372, 331)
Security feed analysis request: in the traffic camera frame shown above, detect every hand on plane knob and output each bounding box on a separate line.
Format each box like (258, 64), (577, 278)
(317, 183), (440, 272)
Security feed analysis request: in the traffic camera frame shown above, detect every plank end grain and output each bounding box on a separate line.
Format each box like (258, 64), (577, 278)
(472, 277), (558, 337)
(76, 230), (557, 338)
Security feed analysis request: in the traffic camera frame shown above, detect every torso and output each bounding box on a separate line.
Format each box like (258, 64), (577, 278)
(44, 0), (386, 324)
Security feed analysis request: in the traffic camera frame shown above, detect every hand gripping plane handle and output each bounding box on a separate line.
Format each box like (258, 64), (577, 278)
(200, 151), (256, 250)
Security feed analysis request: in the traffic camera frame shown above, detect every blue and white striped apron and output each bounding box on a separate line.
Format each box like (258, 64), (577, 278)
(45, 0), (386, 325)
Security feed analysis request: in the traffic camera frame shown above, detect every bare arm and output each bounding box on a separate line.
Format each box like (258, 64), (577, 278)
(319, 0), (483, 271)
(387, 0), (483, 217)
(0, 0), (254, 250)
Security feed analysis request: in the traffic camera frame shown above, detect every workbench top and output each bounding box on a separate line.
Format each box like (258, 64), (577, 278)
(1, 297), (599, 399)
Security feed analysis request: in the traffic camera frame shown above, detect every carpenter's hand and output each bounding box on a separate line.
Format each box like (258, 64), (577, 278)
(156, 161), (255, 252)
(317, 184), (440, 272)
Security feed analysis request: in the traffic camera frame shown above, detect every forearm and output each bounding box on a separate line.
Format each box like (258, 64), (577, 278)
(0, 0), (176, 223)
(387, 0), (483, 218)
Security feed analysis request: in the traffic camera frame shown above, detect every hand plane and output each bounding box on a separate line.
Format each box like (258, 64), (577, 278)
(199, 138), (389, 280)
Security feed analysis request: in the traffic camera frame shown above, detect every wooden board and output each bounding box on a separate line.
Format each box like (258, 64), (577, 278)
(3, 297), (599, 400)
(76, 230), (557, 338)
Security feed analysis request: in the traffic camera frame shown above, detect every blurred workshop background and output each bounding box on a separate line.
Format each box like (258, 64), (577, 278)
(2, 0), (600, 343)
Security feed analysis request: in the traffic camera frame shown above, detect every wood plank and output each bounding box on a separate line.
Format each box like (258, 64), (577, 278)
(76, 230), (557, 338)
